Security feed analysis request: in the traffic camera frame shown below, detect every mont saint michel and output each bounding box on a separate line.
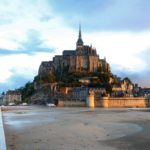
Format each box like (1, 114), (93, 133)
(2, 26), (149, 107)
(1, 27), (150, 150)
(1, 1), (150, 150)
(13, 26), (148, 108)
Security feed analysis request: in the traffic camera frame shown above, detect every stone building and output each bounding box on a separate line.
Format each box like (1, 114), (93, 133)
(3, 90), (22, 103)
(38, 26), (110, 78)
(70, 87), (88, 101)
(112, 78), (134, 97)
(70, 87), (106, 101)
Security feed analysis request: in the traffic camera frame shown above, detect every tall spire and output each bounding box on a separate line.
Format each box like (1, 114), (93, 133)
(79, 24), (82, 39)
(76, 24), (83, 47)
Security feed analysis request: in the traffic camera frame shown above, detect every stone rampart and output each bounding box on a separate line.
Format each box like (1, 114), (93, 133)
(57, 97), (149, 108)
(97, 97), (148, 108)
(57, 100), (86, 107)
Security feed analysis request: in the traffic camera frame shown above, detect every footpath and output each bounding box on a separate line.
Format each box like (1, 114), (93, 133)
(0, 107), (6, 150)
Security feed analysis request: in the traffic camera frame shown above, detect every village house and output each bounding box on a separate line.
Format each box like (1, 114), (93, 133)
(3, 90), (22, 104)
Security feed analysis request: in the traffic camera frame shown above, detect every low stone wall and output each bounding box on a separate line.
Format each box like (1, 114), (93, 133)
(57, 100), (86, 107)
(96, 97), (148, 108)
(57, 97), (149, 108)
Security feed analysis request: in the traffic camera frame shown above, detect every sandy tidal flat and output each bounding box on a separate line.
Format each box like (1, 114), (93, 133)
(2, 106), (150, 150)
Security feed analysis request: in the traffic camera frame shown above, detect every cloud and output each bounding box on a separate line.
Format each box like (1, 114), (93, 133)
(0, 0), (54, 50)
(19, 29), (55, 54)
(0, 52), (54, 84)
(0, 0), (52, 23)
(0, 29), (55, 55)
(140, 48), (150, 67)
(85, 31), (150, 71)
(110, 48), (150, 87)
(0, 49), (19, 55)
(0, 75), (30, 93)
(49, 0), (150, 31)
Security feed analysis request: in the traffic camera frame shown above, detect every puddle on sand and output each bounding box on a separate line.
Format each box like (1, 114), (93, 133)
(5, 116), (56, 128)
(5, 120), (32, 126)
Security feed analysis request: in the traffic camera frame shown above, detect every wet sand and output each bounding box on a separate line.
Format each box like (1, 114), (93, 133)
(101, 120), (150, 150)
(2, 106), (150, 150)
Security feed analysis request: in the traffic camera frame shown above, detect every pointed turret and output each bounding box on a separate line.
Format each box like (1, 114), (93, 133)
(76, 24), (84, 48)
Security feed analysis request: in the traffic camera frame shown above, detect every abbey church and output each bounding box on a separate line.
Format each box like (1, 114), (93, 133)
(38, 26), (110, 78)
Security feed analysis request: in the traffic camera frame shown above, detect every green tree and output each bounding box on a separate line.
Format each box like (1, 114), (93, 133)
(40, 73), (56, 83)
(123, 77), (132, 84)
(18, 82), (35, 102)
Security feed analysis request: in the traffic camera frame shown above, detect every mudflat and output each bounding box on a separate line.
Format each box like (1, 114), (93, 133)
(2, 106), (150, 150)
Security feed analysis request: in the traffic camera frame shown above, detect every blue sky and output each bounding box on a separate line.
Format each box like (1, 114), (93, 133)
(0, 0), (150, 93)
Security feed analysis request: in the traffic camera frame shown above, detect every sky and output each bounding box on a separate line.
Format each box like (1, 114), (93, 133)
(0, 0), (150, 93)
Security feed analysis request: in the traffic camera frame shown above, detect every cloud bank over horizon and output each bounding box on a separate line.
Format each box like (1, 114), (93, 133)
(0, 0), (150, 92)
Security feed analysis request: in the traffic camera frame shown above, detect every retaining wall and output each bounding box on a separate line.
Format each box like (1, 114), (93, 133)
(57, 97), (149, 108)
(97, 97), (148, 108)
(57, 100), (86, 107)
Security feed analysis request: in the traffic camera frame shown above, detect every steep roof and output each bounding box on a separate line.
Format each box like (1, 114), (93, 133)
(63, 50), (76, 56)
